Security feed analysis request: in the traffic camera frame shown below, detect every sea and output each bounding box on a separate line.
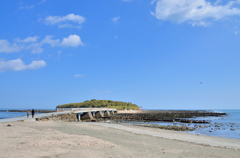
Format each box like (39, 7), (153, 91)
(121, 109), (240, 140)
(0, 108), (54, 119)
(0, 109), (239, 140)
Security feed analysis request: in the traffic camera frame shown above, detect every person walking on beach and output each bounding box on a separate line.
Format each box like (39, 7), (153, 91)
(32, 109), (35, 118)
(27, 110), (30, 118)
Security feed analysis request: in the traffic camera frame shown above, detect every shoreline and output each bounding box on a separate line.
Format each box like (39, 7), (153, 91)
(87, 122), (240, 149)
(1, 121), (239, 158)
(1, 109), (238, 140)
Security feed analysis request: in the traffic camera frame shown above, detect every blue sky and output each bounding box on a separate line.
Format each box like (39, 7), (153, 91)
(0, 0), (240, 109)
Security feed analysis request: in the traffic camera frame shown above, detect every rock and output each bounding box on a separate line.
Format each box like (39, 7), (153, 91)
(7, 124), (11, 127)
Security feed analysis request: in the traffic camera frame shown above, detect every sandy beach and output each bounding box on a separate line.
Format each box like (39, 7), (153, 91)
(0, 121), (240, 158)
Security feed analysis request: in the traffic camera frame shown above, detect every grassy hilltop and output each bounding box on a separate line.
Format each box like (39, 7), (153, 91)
(56, 99), (139, 110)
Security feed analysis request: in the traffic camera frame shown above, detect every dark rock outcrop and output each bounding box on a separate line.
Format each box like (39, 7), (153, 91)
(109, 110), (227, 123)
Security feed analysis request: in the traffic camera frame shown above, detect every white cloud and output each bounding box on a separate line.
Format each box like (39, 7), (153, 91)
(151, 0), (240, 26)
(41, 35), (60, 47)
(1, 34), (83, 54)
(31, 47), (44, 54)
(122, 0), (132, 2)
(151, 0), (157, 4)
(15, 36), (39, 43)
(214, 0), (222, 5)
(112, 16), (120, 23)
(25, 42), (43, 54)
(0, 59), (46, 73)
(0, 40), (22, 53)
(114, 35), (118, 39)
(61, 34), (84, 47)
(45, 13), (86, 28)
(74, 74), (84, 77)
(27, 60), (46, 70)
(58, 24), (82, 29)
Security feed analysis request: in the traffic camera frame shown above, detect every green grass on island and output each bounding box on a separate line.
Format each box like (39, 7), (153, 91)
(56, 99), (139, 110)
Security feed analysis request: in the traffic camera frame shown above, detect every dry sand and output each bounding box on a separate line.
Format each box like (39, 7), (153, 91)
(0, 121), (239, 158)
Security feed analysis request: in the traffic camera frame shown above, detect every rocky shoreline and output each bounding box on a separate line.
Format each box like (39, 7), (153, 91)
(109, 110), (227, 123)
(105, 110), (227, 131)
(35, 110), (228, 132)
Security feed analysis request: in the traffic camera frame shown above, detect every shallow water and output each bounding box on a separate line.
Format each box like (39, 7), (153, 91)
(116, 109), (240, 140)
(186, 109), (240, 139)
(0, 108), (54, 119)
(0, 111), (27, 119)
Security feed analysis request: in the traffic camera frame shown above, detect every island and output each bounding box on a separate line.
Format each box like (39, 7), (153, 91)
(56, 99), (139, 110)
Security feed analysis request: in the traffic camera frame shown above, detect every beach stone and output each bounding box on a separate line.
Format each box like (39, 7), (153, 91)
(36, 113), (78, 122)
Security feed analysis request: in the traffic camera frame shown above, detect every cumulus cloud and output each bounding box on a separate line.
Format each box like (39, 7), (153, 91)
(112, 16), (120, 23)
(61, 34), (84, 47)
(29, 34), (83, 53)
(0, 59), (46, 73)
(58, 24), (81, 29)
(14, 36), (39, 43)
(0, 40), (22, 53)
(41, 35), (60, 47)
(1, 34), (83, 54)
(151, 0), (240, 26)
(45, 13), (86, 28)
(26, 35), (60, 54)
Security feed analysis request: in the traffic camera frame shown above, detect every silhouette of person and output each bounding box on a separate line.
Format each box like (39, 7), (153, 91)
(32, 109), (35, 118)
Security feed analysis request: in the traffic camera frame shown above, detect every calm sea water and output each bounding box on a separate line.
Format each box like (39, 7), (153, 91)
(187, 109), (240, 139)
(0, 111), (27, 119)
(0, 108), (54, 119)
(0, 109), (239, 139)
(124, 109), (240, 140)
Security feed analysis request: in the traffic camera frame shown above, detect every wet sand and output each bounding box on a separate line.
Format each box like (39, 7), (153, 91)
(0, 121), (240, 158)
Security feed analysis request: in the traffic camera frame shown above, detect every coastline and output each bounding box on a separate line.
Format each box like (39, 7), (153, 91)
(1, 121), (239, 158)
(1, 109), (239, 140)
